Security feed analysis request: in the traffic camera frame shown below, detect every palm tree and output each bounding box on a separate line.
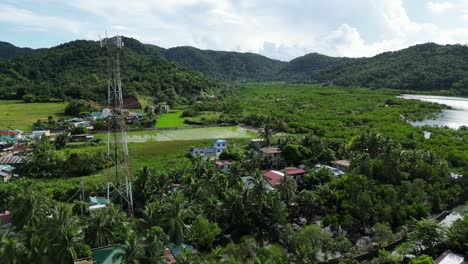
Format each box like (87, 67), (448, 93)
(86, 205), (129, 248)
(260, 124), (274, 147)
(41, 202), (86, 263)
(160, 192), (194, 243)
(9, 187), (51, 230)
(113, 234), (145, 264)
(140, 201), (161, 229)
(249, 171), (269, 212)
(276, 177), (297, 203)
(0, 227), (26, 264)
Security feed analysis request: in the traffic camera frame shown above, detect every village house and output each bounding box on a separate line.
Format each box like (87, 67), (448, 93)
(158, 102), (170, 113)
(0, 165), (17, 182)
(315, 164), (345, 177)
(70, 134), (95, 142)
(249, 138), (266, 149)
(258, 146), (282, 157)
(331, 160), (350, 172)
(0, 155), (26, 167)
(435, 250), (466, 264)
(87, 196), (109, 211)
(0, 129), (23, 142)
(122, 95), (142, 109)
(214, 160), (235, 173)
(262, 170), (285, 186)
(191, 139), (228, 159)
(241, 176), (274, 191)
(284, 167), (307, 180)
(31, 130), (51, 139)
(89, 111), (105, 121)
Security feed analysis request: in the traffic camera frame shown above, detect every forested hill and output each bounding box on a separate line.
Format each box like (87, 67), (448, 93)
(305, 43), (468, 94)
(0, 41), (38, 59)
(0, 38), (222, 103)
(162, 46), (286, 81)
(1, 38), (468, 96)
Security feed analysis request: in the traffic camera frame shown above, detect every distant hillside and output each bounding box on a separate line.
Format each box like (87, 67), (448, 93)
(1, 38), (468, 96)
(276, 53), (350, 81)
(309, 43), (468, 94)
(0, 41), (37, 59)
(0, 38), (222, 103)
(162, 46), (286, 81)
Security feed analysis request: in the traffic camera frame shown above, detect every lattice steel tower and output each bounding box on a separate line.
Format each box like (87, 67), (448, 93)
(100, 35), (134, 217)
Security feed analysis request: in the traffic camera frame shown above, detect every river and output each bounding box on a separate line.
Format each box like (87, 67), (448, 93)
(399, 94), (468, 129)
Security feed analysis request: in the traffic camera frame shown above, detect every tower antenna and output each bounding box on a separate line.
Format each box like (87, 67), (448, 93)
(101, 35), (134, 217)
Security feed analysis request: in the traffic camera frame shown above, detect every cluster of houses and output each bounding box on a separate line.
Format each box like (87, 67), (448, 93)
(191, 138), (351, 192)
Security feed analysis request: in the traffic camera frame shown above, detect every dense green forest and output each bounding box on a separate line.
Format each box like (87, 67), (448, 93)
(2, 38), (468, 97)
(0, 41), (38, 60)
(0, 38), (224, 104)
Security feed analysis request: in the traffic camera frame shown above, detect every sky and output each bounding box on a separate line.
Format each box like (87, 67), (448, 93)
(0, 0), (468, 61)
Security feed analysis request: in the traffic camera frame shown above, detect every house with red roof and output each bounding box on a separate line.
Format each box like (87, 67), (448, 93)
(262, 170), (285, 186)
(285, 167), (307, 180)
(0, 129), (23, 142)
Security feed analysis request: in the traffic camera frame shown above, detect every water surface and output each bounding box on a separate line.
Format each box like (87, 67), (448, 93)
(399, 94), (468, 129)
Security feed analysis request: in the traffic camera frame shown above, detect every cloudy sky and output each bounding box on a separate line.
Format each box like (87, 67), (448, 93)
(0, 0), (468, 61)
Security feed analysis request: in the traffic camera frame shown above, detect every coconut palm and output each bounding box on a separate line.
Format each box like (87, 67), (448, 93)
(0, 227), (26, 264)
(140, 201), (162, 229)
(160, 191), (194, 243)
(276, 176), (297, 203)
(9, 187), (51, 230)
(113, 234), (145, 264)
(41, 202), (86, 263)
(249, 171), (269, 212)
(86, 205), (129, 248)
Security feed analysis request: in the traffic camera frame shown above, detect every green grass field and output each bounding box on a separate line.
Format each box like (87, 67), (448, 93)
(155, 111), (188, 128)
(0, 100), (67, 131)
(94, 126), (256, 142)
(22, 138), (250, 199)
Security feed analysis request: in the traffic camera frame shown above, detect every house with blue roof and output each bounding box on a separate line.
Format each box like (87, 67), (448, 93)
(191, 139), (228, 159)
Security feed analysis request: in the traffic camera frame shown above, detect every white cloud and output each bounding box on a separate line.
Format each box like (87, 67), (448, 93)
(427, 1), (455, 14)
(0, 4), (81, 34)
(2, 0), (468, 60)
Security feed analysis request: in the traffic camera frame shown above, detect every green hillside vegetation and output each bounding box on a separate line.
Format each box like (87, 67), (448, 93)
(307, 43), (468, 95)
(0, 41), (38, 60)
(2, 39), (468, 96)
(0, 38), (224, 105)
(163, 46), (286, 81)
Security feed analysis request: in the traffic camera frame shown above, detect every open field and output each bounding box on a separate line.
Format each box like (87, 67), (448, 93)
(155, 111), (188, 128)
(0, 100), (67, 131)
(95, 126), (256, 142)
(11, 138), (250, 199)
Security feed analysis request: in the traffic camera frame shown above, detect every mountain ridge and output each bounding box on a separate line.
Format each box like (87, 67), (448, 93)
(1, 38), (468, 95)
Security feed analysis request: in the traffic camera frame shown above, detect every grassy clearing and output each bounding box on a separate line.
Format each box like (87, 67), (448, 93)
(0, 100), (67, 131)
(155, 111), (188, 128)
(19, 138), (250, 198)
(94, 126), (256, 142)
(188, 111), (222, 123)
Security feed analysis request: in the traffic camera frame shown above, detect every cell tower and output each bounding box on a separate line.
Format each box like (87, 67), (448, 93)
(100, 35), (134, 217)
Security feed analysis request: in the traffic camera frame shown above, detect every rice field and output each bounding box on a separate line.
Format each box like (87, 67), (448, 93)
(95, 126), (256, 142)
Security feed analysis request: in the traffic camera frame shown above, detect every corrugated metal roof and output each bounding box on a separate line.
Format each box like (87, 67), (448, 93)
(0, 156), (25, 164)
